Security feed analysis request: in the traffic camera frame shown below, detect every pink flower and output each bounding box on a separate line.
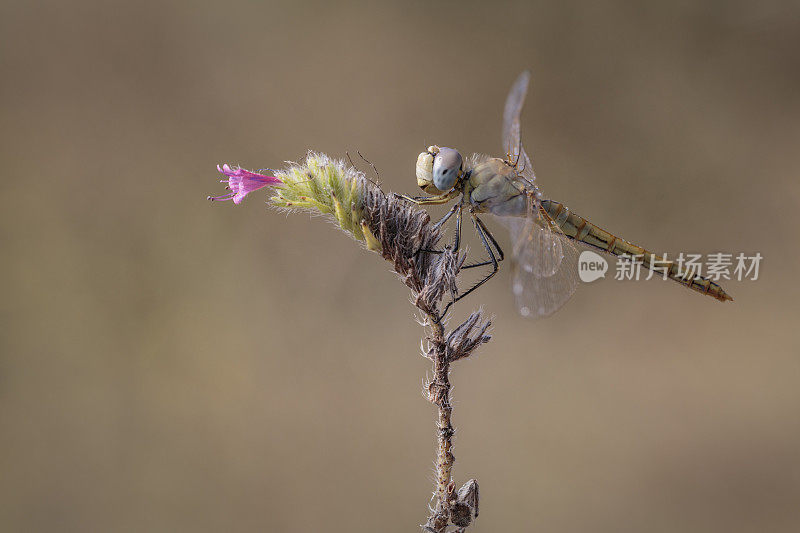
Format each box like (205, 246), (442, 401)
(207, 164), (283, 204)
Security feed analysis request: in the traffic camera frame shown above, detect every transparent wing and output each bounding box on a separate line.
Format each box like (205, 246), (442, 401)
(496, 72), (575, 316)
(496, 196), (580, 318)
(501, 71), (535, 183)
(502, 71), (530, 153)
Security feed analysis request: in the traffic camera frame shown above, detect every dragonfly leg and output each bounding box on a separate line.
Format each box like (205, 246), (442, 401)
(416, 203), (461, 255)
(453, 214), (499, 303)
(431, 207), (466, 319)
(462, 215), (505, 269)
(452, 204), (462, 252)
(438, 214), (500, 318)
(478, 214), (504, 261)
(438, 216), (499, 319)
(432, 202), (460, 231)
(397, 190), (458, 206)
(440, 206), (463, 306)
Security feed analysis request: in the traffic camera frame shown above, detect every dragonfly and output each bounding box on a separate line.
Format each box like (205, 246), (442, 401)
(403, 71), (733, 318)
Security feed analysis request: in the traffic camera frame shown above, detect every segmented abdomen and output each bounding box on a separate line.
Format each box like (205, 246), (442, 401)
(540, 199), (733, 302)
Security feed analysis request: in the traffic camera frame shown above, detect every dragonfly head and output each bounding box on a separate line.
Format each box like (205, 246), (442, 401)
(416, 145), (463, 194)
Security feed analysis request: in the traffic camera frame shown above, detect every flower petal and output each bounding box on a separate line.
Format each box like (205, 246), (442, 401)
(209, 164), (284, 204)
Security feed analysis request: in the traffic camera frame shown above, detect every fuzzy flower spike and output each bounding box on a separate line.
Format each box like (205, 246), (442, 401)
(209, 152), (490, 532)
(207, 164), (284, 204)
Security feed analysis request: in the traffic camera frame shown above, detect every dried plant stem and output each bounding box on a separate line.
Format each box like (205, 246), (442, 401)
(228, 153), (490, 531)
(427, 316), (455, 532)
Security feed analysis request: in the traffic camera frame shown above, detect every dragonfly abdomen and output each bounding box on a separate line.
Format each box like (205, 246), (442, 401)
(541, 199), (733, 302)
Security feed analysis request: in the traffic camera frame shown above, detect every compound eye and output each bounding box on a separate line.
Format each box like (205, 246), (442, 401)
(432, 147), (462, 191)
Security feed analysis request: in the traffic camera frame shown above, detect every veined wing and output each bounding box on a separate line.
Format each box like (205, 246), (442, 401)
(498, 71), (578, 316)
(502, 71), (535, 184)
(496, 194), (580, 318)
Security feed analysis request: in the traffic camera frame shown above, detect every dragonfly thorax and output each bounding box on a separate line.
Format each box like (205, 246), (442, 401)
(466, 157), (530, 216)
(416, 145), (464, 194)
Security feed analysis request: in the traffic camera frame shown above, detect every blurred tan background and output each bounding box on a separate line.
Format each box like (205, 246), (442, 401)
(2, 1), (799, 531)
